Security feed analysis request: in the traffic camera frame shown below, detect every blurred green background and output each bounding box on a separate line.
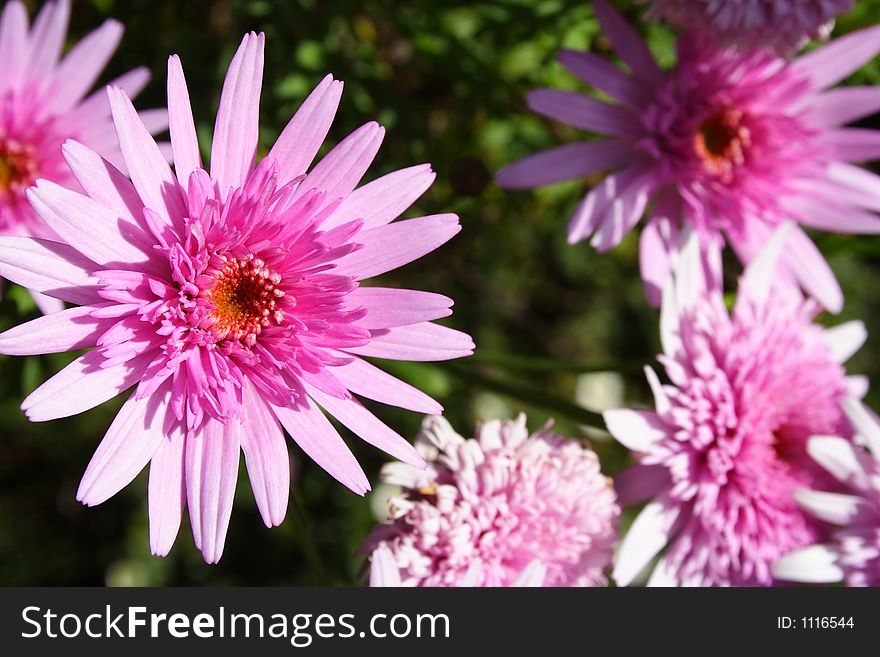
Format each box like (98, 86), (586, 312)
(0, 0), (878, 585)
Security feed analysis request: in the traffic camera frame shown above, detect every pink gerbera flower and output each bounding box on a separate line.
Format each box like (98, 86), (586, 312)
(0, 0), (164, 313)
(0, 33), (473, 563)
(363, 414), (620, 587)
(774, 399), (880, 586)
(497, 0), (880, 312)
(639, 0), (855, 55)
(604, 224), (866, 586)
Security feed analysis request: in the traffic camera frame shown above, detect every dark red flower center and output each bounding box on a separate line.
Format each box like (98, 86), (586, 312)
(203, 255), (286, 345)
(694, 108), (751, 181)
(0, 138), (38, 196)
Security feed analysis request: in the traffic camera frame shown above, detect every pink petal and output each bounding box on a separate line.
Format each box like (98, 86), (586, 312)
(344, 322), (474, 361)
(639, 198), (680, 307)
(328, 356), (442, 414)
(108, 86), (186, 228)
(293, 121), (385, 206)
(614, 464), (671, 507)
(333, 214), (460, 280)
(603, 409), (668, 452)
(26, 180), (163, 275)
(49, 19), (123, 112)
(804, 87), (880, 127)
(593, 0), (661, 80)
(26, 0), (70, 79)
(77, 382), (172, 506)
(589, 170), (652, 251)
(321, 164), (436, 231)
(0, 303), (115, 355)
(567, 164), (645, 243)
(21, 349), (152, 422)
(613, 496), (680, 586)
(148, 423), (186, 556)
(782, 226), (843, 313)
(793, 24), (880, 90)
(526, 89), (638, 136)
(0, 236), (102, 304)
(185, 417), (242, 564)
(348, 287), (453, 329)
(826, 162), (880, 212)
(307, 385), (425, 468)
(369, 544), (402, 587)
(167, 55), (202, 188)
(271, 397), (370, 495)
(818, 128), (880, 162)
(738, 222), (794, 308)
(241, 384), (290, 528)
(65, 67), (151, 130)
(0, 2), (28, 93)
(30, 291), (65, 315)
(62, 140), (145, 224)
(210, 32), (265, 194)
(495, 140), (632, 189)
(557, 48), (645, 108)
(784, 196), (880, 234)
(269, 74), (343, 185)
(511, 560), (547, 587)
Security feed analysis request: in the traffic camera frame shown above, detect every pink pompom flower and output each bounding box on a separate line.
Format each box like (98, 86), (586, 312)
(0, 33), (473, 563)
(363, 414), (620, 587)
(497, 0), (880, 312)
(0, 0), (165, 313)
(774, 399), (880, 587)
(604, 224), (866, 586)
(639, 0), (854, 56)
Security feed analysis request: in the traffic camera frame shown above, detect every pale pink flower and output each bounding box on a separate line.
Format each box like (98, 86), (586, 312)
(640, 0), (854, 55)
(0, 33), (473, 563)
(363, 415), (620, 587)
(774, 399), (880, 586)
(0, 0), (164, 313)
(497, 0), (880, 312)
(369, 544), (547, 587)
(604, 225), (867, 586)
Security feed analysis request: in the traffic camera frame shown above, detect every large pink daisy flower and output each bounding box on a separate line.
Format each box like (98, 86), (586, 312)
(639, 0), (855, 55)
(497, 0), (880, 312)
(604, 225), (866, 586)
(363, 415), (620, 587)
(0, 0), (164, 313)
(774, 399), (880, 586)
(0, 33), (473, 563)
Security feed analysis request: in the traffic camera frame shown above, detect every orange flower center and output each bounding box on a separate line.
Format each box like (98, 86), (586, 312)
(694, 108), (751, 182)
(204, 255), (285, 345)
(0, 139), (38, 196)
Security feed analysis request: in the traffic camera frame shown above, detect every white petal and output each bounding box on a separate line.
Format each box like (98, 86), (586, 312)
(793, 488), (864, 525)
(613, 496), (679, 587)
(842, 397), (880, 458)
(823, 321), (867, 364)
(772, 545), (843, 584)
(603, 409), (667, 452)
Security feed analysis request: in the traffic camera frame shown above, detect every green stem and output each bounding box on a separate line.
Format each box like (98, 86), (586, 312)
(438, 362), (607, 430)
(290, 494), (331, 586)
(470, 350), (645, 374)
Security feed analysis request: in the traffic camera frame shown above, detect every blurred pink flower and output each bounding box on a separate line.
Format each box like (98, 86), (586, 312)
(0, 0), (164, 313)
(774, 399), (880, 586)
(0, 33), (473, 563)
(363, 415), (619, 587)
(640, 0), (854, 55)
(497, 0), (880, 312)
(605, 224), (866, 586)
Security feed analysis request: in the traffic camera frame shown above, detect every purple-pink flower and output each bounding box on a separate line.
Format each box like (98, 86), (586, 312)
(773, 399), (880, 586)
(639, 0), (855, 55)
(604, 224), (866, 586)
(363, 415), (620, 587)
(497, 0), (880, 312)
(0, 0), (164, 313)
(0, 32), (473, 563)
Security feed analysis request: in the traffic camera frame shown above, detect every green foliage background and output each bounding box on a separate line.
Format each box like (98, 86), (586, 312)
(1, 0), (878, 585)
